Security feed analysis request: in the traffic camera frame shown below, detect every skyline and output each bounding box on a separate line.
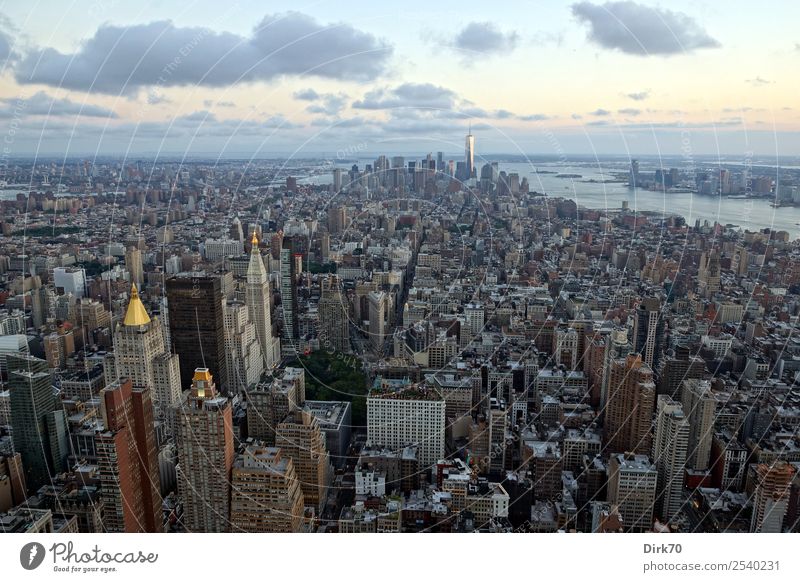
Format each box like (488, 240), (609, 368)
(0, 0), (798, 156)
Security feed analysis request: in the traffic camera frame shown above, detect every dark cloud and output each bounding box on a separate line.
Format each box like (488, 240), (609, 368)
(590, 108), (611, 116)
(571, 2), (719, 56)
(625, 90), (650, 101)
(16, 12), (392, 94)
(451, 22), (519, 56)
(353, 83), (457, 110)
(0, 91), (118, 118)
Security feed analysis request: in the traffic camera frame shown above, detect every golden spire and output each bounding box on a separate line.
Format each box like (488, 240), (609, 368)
(251, 230), (259, 249)
(123, 283), (151, 326)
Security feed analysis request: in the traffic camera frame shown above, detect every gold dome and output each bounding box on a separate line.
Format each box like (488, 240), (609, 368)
(123, 284), (151, 326)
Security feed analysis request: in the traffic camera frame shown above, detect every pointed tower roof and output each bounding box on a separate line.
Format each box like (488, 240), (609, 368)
(123, 284), (151, 326)
(247, 231), (267, 281)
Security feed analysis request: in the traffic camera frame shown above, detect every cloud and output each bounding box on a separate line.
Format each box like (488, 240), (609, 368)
(745, 77), (771, 86)
(625, 89), (650, 101)
(571, 1), (720, 56)
(617, 108), (641, 116)
(15, 12), (392, 94)
(519, 113), (552, 121)
(450, 22), (519, 56)
(203, 99), (236, 107)
(590, 108), (611, 116)
(293, 88), (320, 101)
(0, 91), (118, 118)
(147, 90), (170, 105)
(297, 90), (347, 115)
(353, 83), (457, 110)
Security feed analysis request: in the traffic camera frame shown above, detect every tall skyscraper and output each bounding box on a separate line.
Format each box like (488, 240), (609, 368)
(95, 378), (162, 532)
(166, 273), (228, 393)
(318, 275), (350, 353)
(280, 237), (300, 349)
(175, 368), (234, 532)
(607, 453), (657, 532)
(680, 379), (716, 471)
(7, 354), (67, 491)
(245, 232), (279, 371)
(465, 126), (475, 180)
(108, 284), (182, 415)
(750, 462), (795, 533)
(223, 301), (264, 391)
(230, 444), (305, 533)
(604, 354), (656, 455)
(652, 395), (689, 522)
(633, 297), (664, 369)
(125, 246), (144, 289)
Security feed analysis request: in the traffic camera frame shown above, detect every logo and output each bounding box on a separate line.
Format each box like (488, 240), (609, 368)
(20, 542), (46, 570)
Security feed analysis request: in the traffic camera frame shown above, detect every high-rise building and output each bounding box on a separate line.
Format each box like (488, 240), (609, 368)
(246, 232), (279, 371)
(108, 285), (182, 415)
(125, 246), (144, 289)
(166, 273), (228, 394)
(633, 297), (664, 369)
(327, 205), (346, 234)
(7, 354), (67, 491)
(652, 395), (689, 522)
(275, 409), (330, 511)
(750, 461), (795, 533)
(604, 354), (656, 455)
(680, 379), (716, 471)
(223, 301), (265, 391)
(600, 328), (631, 409)
(368, 291), (387, 354)
(230, 444), (305, 532)
(698, 250), (721, 298)
(367, 386), (445, 468)
(465, 127), (475, 180)
(175, 368), (234, 532)
(95, 378), (162, 532)
(607, 453), (657, 532)
(318, 275), (350, 353)
(280, 237), (300, 348)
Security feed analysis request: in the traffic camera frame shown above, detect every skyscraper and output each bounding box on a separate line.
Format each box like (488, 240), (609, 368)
(607, 453), (657, 532)
(108, 284), (182, 415)
(175, 368), (234, 532)
(633, 297), (664, 369)
(246, 232), (279, 371)
(652, 395), (689, 522)
(223, 301), (264, 391)
(7, 354), (67, 491)
(275, 409), (330, 511)
(680, 379), (716, 471)
(368, 291), (387, 354)
(465, 126), (475, 180)
(318, 275), (350, 353)
(166, 273), (228, 393)
(280, 236), (300, 349)
(604, 354), (656, 455)
(95, 378), (162, 532)
(230, 444), (305, 533)
(750, 462), (795, 533)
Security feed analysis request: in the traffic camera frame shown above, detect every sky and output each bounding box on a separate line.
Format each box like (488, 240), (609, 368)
(0, 0), (798, 159)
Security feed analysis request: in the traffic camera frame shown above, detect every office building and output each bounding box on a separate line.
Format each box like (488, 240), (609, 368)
(652, 396), (689, 522)
(230, 444), (305, 533)
(166, 273), (228, 393)
(95, 379), (161, 532)
(607, 453), (657, 532)
(604, 354), (656, 455)
(246, 232), (279, 371)
(175, 369), (234, 532)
